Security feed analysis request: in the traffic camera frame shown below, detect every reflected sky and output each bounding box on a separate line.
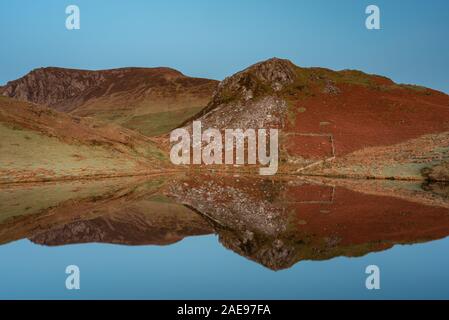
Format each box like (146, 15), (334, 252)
(1, 235), (449, 299)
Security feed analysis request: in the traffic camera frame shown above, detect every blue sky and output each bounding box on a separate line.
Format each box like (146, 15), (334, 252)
(1, 0), (448, 93)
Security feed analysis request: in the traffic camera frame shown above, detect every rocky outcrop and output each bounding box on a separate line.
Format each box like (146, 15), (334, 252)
(422, 161), (449, 182)
(181, 58), (295, 130)
(212, 57), (296, 103)
(1, 67), (108, 110)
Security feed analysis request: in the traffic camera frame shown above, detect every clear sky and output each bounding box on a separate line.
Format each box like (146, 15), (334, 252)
(1, 0), (448, 93)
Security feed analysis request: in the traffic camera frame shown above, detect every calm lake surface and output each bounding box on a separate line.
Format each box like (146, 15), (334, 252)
(0, 173), (448, 299)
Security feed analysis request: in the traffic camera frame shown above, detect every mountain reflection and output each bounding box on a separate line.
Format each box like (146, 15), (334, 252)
(0, 174), (448, 270)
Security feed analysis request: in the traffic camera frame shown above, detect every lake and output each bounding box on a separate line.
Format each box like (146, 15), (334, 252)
(0, 173), (448, 299)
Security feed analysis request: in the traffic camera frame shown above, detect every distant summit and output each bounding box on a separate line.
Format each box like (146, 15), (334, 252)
(0, 66), (218, 136)
(0, 66), (186, 108)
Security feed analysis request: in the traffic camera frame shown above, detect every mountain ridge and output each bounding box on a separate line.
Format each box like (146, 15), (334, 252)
(0, 66), (218, 136)
(2, 58), (449, 181)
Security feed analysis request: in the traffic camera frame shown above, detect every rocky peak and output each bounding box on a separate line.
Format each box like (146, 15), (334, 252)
(179, 58), (296, 130)
(239, 57), (297, 89)
(212, 57), (297, 104)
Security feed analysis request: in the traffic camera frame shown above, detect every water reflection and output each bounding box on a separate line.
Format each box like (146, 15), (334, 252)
(0, 176), (212, 246)
(0, 174), (448, 271)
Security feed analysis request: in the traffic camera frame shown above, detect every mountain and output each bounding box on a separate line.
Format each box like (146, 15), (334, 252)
(0, 67), (218, 136)
(182, 58), (449, 180)
(0, 96), (168, 183)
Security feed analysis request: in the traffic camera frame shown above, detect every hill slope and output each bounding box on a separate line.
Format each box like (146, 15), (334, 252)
(183, 58), (449, 180)
(0, 96), (168, 183)
(0, 67), (218, 136)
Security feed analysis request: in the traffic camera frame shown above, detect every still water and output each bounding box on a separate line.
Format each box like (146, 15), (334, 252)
(0, 173), (448, 299)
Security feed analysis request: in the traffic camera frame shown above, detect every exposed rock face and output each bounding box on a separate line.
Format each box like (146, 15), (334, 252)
(213, 57), (296, 102)
(422, 161), (449, 182)
(194, 96), (288, 130)
(1, 67), (109, 110)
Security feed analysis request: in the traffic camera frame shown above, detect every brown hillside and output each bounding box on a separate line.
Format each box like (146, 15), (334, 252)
(184, 58), (449, 180)
(0, 67), (218, 136)
(0, 96), (169, 183)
